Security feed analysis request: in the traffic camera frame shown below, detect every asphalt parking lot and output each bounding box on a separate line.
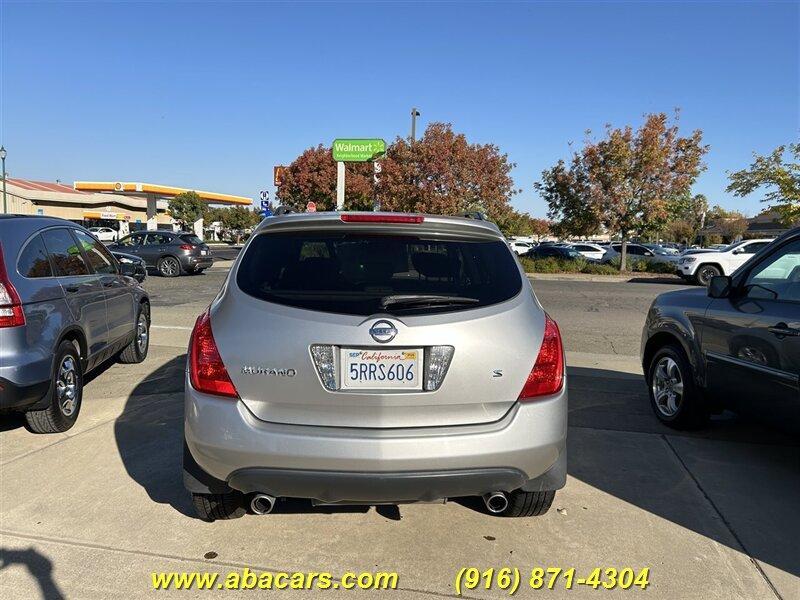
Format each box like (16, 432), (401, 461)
(1, 265), (798, 599)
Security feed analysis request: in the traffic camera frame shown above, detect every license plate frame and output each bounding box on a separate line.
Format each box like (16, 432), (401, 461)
(339, 347), (423, 391)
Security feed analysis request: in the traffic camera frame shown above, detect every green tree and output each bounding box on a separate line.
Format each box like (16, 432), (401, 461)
(535, 155), (601, 238)
(168, 191), (205, 229)
(727, 143), (800, 224)
(706, 205), (748, 242)
(536, 112), (708, 270)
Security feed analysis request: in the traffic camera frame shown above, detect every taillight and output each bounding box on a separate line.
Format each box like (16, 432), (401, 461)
(179, 244), (194, 250)
(518, 314), (564, 401)
(340, 214), (424, 224)
(189, 310), (239, 398)
(0, 244), (25, 328)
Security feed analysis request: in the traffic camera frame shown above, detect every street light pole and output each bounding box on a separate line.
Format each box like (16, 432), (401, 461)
(0, 147), (6, 214)
(410, 108), (420, 143)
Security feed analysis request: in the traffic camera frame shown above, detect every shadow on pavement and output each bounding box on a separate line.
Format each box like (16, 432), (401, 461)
(568, 364), (800, 583)
(0, 547), (65, 600)
(113, 354), (194, 517)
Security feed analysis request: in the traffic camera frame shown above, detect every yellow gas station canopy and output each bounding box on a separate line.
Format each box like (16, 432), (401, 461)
(73, 181), (252, 206)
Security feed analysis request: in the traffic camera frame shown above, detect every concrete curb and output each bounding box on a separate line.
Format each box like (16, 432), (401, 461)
(526, 272), (684, 284)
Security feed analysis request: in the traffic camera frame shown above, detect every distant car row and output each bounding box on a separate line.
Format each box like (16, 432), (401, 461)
(510, 238), (777, 285)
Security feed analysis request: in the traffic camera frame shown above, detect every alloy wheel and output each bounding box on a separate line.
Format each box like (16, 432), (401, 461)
(160, 257), (179, 276)
(136, 312), (149, 353)
(652, 356), (684, 417)
(56, 356), (79, 416)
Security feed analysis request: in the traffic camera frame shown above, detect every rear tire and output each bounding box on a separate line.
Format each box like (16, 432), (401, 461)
(499, 489), (555, 517)
(694, 264), (721, 286)
(25, 341), (83, 433)
(157, 256), (181, 277)
(192, 492), (246, 521)
(646, 344), (707, 429)
(119, 303), (150, 364)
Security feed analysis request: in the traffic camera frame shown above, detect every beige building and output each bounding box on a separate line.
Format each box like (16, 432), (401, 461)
(3, 178), (252, 237)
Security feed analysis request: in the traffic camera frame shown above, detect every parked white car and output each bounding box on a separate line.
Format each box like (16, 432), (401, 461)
(677, 238), (774, 285)
(569, 243), (606, 261)
(509, 240), (534, 256)
(88, 226), (118, 242)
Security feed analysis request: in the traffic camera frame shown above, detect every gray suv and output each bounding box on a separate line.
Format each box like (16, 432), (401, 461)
(184, 212), (567, 521)
(110, 231), (213, 277)
(0, 216), (150, 433)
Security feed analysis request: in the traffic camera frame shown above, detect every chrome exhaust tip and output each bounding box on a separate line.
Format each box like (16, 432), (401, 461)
(483, 492), (509, 514)
(250, 493), (276, 515)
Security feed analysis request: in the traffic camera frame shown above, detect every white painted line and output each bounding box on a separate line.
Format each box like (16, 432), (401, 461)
(151, 325), (193, 331)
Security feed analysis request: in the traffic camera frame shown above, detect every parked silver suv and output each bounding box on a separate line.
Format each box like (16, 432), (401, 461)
(184, 212), (567, 520)
(0, 216), (150, 433)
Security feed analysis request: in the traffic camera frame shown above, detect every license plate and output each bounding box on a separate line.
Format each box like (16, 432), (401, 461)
(340, 348), (422, 390)
(201, 250), (208, 255)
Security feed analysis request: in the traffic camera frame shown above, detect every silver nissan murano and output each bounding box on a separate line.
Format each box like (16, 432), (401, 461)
(183, 212), (567, 521)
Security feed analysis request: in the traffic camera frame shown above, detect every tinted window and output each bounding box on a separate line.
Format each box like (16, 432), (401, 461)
(74, 230), (117, 275)
(179, 234), (203, 245)
(17, 234), (53, 278)
(41, 228), (90, 276)
(237, 231), (522, 316)
(144, 233), (172, 245)
(744, 240), (800, 302)
(741, 241), (770, 255)
(118, 234), (143, 247)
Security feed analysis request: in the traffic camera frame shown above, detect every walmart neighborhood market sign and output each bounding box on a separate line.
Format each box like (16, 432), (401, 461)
(332, 139), (386, 162)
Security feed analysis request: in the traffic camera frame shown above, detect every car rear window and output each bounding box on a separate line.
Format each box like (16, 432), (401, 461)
(236, 231), (523, 315)
(180, 234), (203, 245)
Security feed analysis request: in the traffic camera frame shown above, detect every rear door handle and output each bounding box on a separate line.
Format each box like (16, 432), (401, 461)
(64, 284), (80, 293)
(768, 323), (800, 337)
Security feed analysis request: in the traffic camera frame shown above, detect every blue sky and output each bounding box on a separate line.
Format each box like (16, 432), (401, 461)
(1, 1), (797, 217)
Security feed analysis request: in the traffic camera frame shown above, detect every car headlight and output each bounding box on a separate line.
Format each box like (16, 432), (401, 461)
(681, 257), (697, 264)
(117, 257), (137, 264)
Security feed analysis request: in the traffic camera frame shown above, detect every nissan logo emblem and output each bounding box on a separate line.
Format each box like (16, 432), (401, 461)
(369, 320), (398, 343)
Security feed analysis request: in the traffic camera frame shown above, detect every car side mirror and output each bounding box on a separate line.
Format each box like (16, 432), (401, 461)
(708, 275), (732, 298)
(119, 263), (138, 277)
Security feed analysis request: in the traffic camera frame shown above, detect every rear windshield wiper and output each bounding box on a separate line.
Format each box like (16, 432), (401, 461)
(380, 294), (480, 309)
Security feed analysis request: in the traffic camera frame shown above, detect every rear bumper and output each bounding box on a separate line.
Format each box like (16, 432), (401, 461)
(184, 375), (568, 500)
(184, 255), (214, 269)
(0, 377), (50, 411)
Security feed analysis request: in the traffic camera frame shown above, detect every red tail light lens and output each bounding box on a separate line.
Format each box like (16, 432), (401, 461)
(189, 310), (239, 398)
(179, 244), (194, 250)
(0, 244), (25, 328)
(518, 314), (564, 401)
(340, 214), (424, 224)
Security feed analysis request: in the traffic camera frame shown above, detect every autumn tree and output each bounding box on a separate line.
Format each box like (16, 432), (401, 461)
(706, 205), (748, 242)
(727, 143), (800, 224)
(664, 219), (696, 245)
(537, 113), (708, 270)
(276, 145), (374, 211)
(277, 123), (519, 224)
(662, 192), (708, 244)
(168, 191), (205, 229)
(379, 123), (519, 220)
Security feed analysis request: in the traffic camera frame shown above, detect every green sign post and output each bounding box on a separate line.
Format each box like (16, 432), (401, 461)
(332, 139), (386, 162)
(332, 138), (386, 211)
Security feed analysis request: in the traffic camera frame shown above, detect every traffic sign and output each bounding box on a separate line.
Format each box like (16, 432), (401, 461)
(306, 201), (317, 213)
(260, 190), (269, 202)
(260, 200), (270, 210)
(332, 139), (386, 162)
